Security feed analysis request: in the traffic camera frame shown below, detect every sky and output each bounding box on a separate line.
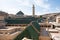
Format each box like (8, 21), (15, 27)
(0, 0), (60, 15)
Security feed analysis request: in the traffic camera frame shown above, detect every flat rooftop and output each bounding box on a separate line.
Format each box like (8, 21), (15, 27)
(0, 27), (26, 31)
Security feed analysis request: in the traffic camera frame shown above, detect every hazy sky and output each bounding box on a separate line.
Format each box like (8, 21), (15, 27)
(0, 0), (60, 15)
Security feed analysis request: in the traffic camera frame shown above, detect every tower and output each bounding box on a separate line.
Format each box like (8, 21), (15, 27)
(32, 4), (35, 17)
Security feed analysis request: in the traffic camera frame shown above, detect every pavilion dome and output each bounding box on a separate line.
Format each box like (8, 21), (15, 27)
(16, 11), (24, 16)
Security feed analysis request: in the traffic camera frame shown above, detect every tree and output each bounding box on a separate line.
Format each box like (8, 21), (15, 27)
(38, 16), (43, 22)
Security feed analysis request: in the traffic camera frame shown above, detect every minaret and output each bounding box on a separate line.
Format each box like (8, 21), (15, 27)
(32, 4), (35, 17)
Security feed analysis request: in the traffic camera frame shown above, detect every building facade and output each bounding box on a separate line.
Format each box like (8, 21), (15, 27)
(56, 16), (60, 23)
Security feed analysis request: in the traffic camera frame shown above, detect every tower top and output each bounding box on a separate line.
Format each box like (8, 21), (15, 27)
(33, 4), (34, 7)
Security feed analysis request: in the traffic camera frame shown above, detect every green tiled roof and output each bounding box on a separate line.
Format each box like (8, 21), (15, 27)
(32, 21), (40, 32)
(16, 11), (24, 16)
(14, 21), (40, 40)
(5, 17), (37, 24)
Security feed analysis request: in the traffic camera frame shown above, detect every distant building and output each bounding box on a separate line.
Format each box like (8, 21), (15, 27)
(16, 11), (24, 16)
(56, 16), (60, 23)
(0, 11), (8, 29)
(0, 11), (8, 18)
(49, 15), (60, 28)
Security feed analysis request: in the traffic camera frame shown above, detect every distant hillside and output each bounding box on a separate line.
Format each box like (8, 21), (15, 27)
(40, 12), (60, 22)
(41, 13), (60, 17)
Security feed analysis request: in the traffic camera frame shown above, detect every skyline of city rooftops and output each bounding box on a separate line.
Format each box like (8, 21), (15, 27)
(0, 0), (60, 15)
